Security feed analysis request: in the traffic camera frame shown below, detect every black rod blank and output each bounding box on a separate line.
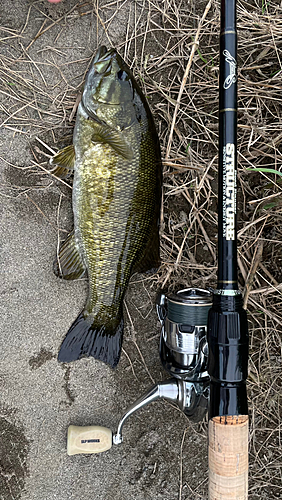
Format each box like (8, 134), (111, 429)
(207, 0), (249, 420)
(218, 0), (238, 287)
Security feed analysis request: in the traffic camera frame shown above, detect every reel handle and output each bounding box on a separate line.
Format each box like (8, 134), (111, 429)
(67, 425), (112, 455)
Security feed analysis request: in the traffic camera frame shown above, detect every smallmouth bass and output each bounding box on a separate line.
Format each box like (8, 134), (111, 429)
(51, 46), (162, 368)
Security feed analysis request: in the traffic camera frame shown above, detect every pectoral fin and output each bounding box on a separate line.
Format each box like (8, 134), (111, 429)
(92, 126), (133, 160)
(50, 145), (75, 179)
(54, 231), (86, 280)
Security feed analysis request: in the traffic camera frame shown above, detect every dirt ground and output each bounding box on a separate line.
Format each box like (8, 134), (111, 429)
(1, 0), (282, 499)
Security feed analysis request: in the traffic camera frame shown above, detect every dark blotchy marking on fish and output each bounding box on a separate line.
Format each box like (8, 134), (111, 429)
(52, 46), (162, 368)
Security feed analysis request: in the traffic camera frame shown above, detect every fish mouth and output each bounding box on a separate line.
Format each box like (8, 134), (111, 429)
(82, 46), (129, 111)
(81, 47), (118, 117)
(92, 46), (108, 63)
(91, 46), (117, 75)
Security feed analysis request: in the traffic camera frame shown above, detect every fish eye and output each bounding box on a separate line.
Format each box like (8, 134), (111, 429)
(117, 70), (128, 81)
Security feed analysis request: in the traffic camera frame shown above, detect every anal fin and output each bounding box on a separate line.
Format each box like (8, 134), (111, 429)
(50, 145), (75, 179)
(54, 231), (86, 280)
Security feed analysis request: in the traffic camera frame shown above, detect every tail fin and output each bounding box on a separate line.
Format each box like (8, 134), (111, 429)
(58, 311), (123, 368)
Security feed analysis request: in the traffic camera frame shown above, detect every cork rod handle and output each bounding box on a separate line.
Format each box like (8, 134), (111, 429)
(208, 415), (248, 499)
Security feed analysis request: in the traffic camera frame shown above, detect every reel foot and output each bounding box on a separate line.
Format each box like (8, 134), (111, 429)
(67, 425), (112, 455)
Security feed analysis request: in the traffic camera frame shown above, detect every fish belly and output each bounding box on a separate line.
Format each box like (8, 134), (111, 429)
(73, 139), (139, 316)
(57, 112), (160, 367)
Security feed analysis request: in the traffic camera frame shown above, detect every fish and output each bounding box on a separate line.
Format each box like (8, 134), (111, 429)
(50, 46), (162, 368)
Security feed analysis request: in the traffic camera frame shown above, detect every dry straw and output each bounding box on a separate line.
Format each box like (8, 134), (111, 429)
(0, 0), (282, 497)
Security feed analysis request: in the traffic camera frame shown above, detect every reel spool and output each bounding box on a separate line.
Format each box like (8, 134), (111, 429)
(67, 287), (212, 455)
(158, 288), (212, 380)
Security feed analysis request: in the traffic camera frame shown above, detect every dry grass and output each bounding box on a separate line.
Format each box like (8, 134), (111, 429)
(1, 0), (282, 497)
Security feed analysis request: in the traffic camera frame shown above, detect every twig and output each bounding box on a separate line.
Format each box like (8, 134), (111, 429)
(25, 193), (58, 231)
(124, 300), (155, 384)
(69, 92), (81, 122)
(165, 0), (212, 159)
(30, 160), (72, 190)
(56, 192), (64, 276)
(35, 137), (56, 155)
(122, 347), (138, 381)
(243, 242), (264, 309)
(179, 426), (189, 500)
(249, 297), (282, 327)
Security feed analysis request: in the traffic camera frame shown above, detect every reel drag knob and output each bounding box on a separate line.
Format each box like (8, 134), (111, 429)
(67, 425), (112, 455)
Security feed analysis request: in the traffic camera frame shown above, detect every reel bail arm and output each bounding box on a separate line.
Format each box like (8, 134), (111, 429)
(67, 378), (207, 455)
(114, 378), (191, 445)
(67, 288), (212, 455)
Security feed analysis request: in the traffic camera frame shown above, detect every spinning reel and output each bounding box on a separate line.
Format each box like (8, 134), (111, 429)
(67, 288), (212, 455)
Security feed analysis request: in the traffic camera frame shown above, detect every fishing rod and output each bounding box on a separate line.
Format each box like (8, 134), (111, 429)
(207, 0), (249, 497)
(66, 0), (249, 498)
